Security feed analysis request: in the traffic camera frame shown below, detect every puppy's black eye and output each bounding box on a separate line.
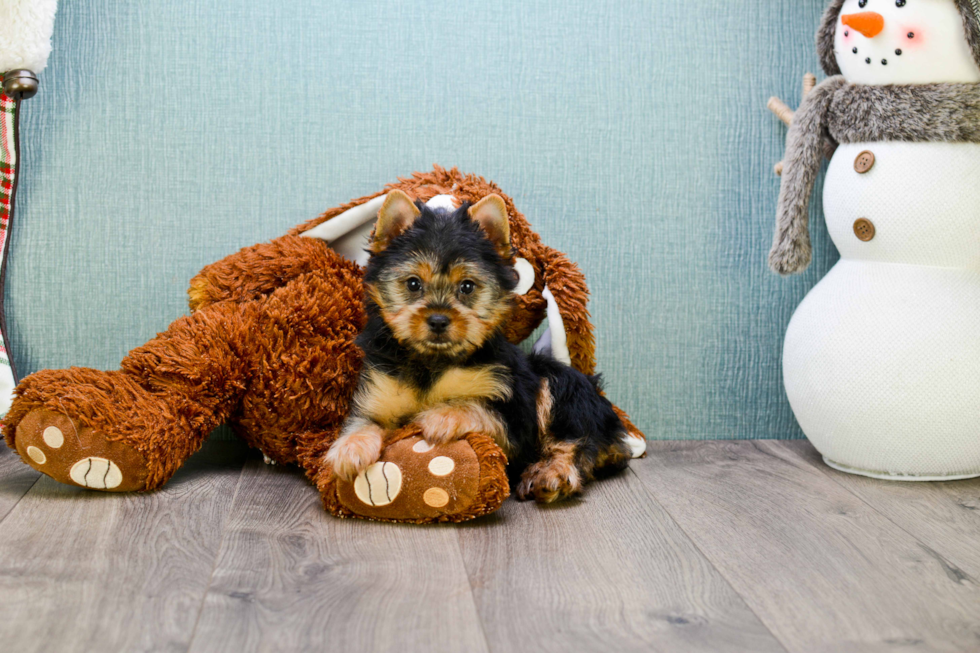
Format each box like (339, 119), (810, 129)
(406, 277), (423, 293)
(459, 280), (476, 295)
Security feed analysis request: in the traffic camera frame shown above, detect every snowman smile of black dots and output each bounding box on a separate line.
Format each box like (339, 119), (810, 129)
(835, 0), (980, 83)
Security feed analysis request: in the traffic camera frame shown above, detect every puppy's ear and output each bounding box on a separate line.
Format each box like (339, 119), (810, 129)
(468, 194), (511, 258)
(372, 190), (421, 252)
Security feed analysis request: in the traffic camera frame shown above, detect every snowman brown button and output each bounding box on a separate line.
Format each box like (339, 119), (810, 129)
(853, 218), (876, 242)
(854, 151), (875, 174)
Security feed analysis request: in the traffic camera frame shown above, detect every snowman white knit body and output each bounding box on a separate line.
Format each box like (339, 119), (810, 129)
(772, 0), (980, 479)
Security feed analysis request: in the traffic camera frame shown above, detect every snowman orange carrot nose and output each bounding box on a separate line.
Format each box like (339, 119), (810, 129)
(841, 12), (885, 38)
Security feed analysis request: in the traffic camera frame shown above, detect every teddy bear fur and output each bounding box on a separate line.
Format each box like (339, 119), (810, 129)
(3, 166), (643, 521)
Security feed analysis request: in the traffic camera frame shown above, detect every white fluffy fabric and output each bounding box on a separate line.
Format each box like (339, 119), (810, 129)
(0, 0), (58, 74)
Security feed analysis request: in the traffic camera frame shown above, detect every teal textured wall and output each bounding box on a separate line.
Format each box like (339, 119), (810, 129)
(7, 0), (839, 440)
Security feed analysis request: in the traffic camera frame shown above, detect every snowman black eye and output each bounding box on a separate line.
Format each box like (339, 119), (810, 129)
(896, 0), (906, 6)
(859, 0), (868, 7)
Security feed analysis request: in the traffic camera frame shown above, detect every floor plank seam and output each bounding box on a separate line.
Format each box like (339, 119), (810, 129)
(452, 528), (494, 653)
(626, 465), (793, 653)
(183, 452), (251, 653)
(0, 473), (41, 527)
(769, 441), (980, 584)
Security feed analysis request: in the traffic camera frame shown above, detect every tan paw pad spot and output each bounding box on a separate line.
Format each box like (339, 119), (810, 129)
(412, 440), (434, 453)
(353, 462), (402, 507)
(423, 487), (449, 508)
(42, 426), (65, 449)
(428, 456), (455, 477)
(26, 446), (46, 465)
(69, 457), (123, 490)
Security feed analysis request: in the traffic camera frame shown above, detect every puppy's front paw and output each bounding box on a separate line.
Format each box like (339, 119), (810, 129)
(516, 456), (583, 504)
(415, 403), (505, 447)
(326, 424), (384, 481)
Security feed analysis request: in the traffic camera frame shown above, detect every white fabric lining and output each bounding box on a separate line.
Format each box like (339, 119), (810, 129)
(534, 287), (571, 366)
(300, 194), (387, 267)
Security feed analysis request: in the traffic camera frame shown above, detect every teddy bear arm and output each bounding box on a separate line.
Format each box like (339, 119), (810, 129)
(187, 235), (341, 311)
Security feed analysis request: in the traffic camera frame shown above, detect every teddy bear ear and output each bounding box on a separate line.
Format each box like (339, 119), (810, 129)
(372, 190), (422, 252)
(468, 194), (511, 258)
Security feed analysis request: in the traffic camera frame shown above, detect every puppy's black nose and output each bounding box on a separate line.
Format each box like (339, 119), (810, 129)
(427, 314), (450, 334)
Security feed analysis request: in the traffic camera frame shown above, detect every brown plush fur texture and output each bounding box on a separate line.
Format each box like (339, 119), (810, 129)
(4, 166), (643, 522)
(770, 78), (980, 275)
(817, 0), (980, 75)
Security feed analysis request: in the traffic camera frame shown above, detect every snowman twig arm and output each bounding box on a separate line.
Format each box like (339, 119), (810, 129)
(768, 74), (818, 175)
(769, 76), (846, 275)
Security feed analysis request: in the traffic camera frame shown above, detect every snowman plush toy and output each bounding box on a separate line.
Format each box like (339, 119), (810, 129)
(770, 0), (980, 479)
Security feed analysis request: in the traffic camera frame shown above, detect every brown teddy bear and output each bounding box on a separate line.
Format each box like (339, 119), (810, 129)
(3, 166), (645, 523)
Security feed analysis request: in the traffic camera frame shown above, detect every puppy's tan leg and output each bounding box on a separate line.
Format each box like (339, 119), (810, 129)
(516, 441), (583, 504)
(414, 402), (507, 451)
(517, 379), (582, 503)
(325, 418), (384, 481)
(518, 377), (632, 503)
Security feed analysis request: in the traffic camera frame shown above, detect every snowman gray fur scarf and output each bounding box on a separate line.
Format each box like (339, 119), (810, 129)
(770, 0), (980, 275)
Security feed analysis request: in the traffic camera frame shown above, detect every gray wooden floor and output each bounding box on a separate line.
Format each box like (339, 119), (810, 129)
(1, 439), (978, 653)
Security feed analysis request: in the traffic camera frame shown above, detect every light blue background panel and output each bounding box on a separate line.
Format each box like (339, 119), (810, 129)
(8, 0), (837, 440)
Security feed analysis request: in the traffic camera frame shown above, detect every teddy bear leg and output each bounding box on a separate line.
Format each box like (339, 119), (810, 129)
(6, 368), (189, 491)
(4, 302), (257, 491)
(307, 425), (510, 524)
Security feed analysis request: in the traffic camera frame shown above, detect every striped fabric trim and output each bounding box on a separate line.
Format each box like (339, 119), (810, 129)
(0, 74), (19, 416)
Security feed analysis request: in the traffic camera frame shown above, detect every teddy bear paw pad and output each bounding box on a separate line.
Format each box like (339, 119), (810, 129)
(422, 487), (450, 508)
(14, 409), (150, 492)
(69, 457), (124, 489)
(353, 462), (403, 507)
(334, 435), (484, 522)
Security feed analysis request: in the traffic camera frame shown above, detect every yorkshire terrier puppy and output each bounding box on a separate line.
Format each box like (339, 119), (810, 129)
(325, 190), (632, 503)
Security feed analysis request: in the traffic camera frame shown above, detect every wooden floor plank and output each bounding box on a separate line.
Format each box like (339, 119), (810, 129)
(188, 456), (489, 653)
(0, 440), (248, 653)
(456, 467), (785, 653)
(0, 445), (40, 523)
(634, 441), (980, 653)
(779, 439), (980, 581)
